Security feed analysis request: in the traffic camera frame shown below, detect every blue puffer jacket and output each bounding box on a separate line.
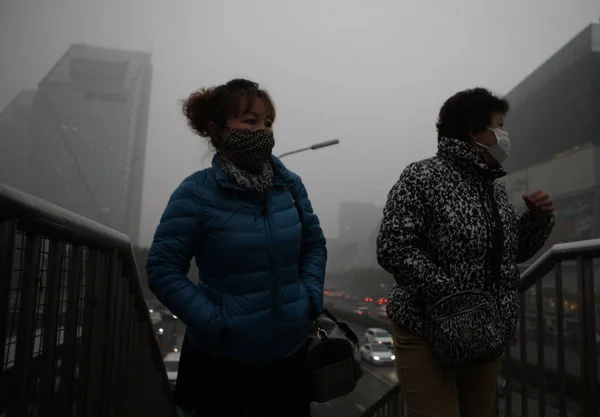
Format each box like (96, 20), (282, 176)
(147, 154), (327, 364)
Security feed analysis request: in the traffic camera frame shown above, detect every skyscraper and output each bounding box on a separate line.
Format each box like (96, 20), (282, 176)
(28, 44), (153, 243)
(0, 90), (36, 192)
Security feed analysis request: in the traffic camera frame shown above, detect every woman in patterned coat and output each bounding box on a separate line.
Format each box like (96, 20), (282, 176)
(376, 88), (554, 417)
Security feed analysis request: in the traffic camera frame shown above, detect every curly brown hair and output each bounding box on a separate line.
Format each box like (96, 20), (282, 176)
(181, 79), (276, 148)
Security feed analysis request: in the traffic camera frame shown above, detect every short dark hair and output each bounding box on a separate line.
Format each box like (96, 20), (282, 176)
(181, 78), (276, 148)
(436, 88), (509, 141)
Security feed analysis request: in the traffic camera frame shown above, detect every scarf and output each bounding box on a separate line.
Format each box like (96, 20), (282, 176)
(219, 155), (274, 195)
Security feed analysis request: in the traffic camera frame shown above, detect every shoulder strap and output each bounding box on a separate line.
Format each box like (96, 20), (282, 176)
(287, 185), (304, 225)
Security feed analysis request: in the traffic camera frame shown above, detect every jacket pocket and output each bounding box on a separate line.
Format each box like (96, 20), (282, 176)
(298, 281), (313, 319)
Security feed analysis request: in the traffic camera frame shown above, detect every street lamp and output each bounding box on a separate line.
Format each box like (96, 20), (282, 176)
(278, 139), (340, 159)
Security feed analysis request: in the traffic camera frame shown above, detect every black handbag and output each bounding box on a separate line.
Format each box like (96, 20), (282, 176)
(307, 309), (363, 403)
(426, 184), (506, 368)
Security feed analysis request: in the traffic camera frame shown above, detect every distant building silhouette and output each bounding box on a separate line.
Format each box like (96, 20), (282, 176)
(0, 90), (36, 191)
(27, 44), (153, 243)
(502, 23), (600, 255)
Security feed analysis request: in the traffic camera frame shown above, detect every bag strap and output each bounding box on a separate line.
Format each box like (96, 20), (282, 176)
(287, 184), (303, 224)
(287, 188), (357, 344)
(315, 308), (360, 346)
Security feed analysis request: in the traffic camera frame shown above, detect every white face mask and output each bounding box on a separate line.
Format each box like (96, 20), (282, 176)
(477, 127), (511, 165)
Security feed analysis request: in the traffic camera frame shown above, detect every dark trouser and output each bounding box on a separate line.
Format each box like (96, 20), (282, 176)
(175, 338), (311, 417)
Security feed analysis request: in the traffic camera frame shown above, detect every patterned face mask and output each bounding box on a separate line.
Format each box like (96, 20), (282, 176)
(221, 128), (275, 172)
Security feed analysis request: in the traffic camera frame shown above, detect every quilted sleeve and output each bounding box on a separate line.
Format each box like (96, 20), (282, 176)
(146, 175), (225, 341)
(516, 211), (555, 263)
(292, 176), (327, 319)
(376, 162), (453, 304)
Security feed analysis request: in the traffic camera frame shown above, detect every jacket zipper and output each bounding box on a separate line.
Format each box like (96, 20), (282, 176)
(477, 182), (495, 293)
(263, 193), (277, 360)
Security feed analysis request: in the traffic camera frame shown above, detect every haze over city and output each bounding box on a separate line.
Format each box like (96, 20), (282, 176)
(1, 0), (599, 245)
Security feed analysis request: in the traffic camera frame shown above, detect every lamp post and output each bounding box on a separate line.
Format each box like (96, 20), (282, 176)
(278, 139), (340, 159)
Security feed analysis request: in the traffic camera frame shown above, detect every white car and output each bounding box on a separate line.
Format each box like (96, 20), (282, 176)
(163, 352), (180, 389)
(360, 343), (395, 365)
(364, 327), (393, 348)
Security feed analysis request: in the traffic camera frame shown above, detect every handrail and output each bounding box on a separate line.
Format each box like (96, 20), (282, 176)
(0, 182), (176, 417)
(359, 384), (402, 417)
(520, 238), (600, 290)
(0, 183), (129, 250)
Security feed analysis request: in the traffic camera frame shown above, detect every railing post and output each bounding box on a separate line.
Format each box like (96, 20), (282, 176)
(100, 248), (120, 416)
(518, 291), (529, 417)
(535, 278), (546, 417)
(39, 240), (65, 417)
(577, 257), (598, 416)
(75, 248), (97, 414)
(58, 245), (84, 416)
(84, 250), (109, 417)
(0, 220), (16, 379)
(9, 233), (42, 416)
(111, 259), (127, 414)
(553, 263), (567, 417)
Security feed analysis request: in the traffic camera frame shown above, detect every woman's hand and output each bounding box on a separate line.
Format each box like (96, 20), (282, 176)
(522, 190), (554, 221)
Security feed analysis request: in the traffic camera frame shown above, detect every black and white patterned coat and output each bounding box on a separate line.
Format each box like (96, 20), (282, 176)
(377, 137), (555, 340)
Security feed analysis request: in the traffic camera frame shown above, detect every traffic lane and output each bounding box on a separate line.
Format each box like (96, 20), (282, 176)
(311, 361), (396, 417)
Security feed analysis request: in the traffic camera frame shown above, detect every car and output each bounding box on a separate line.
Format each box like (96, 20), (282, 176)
(377, 304), (388, 319)
(163, 352), (180, 390)
(364, 327), (393, 348)
(353, 306), (371, 316)
(359, 343), (395, 365)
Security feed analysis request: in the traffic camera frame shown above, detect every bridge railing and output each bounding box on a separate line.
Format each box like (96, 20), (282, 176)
(359, 239), (599, 417)
(499, 240), (599, 417)
(0, 183), (176, 417)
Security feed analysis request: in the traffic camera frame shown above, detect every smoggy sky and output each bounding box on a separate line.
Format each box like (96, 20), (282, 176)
(1, 0), (598, 244)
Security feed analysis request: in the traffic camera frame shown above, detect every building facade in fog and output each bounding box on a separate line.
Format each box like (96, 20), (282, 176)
(502, 23), (600, 256)
(501, 24), (600, 334)
(0, 90), (36, 191)
(28, 44), (152, 243)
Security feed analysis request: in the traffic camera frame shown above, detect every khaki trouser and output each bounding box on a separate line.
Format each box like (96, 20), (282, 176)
(393, 324), (500, 417)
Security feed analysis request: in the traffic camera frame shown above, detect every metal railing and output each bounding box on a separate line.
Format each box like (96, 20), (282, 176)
(499, 240), (599, 417)
(360, 385), (404, 417)
(359, 239), (599, 417)
(0, 183), (176, 417)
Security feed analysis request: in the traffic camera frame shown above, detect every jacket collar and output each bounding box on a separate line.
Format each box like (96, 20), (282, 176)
(437, 137), (506, 181)
(212, 153), (295, 190)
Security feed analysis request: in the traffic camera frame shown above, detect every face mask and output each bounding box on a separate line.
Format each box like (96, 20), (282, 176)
(221, 128), (275, 172)
(477, 128), (511, 165)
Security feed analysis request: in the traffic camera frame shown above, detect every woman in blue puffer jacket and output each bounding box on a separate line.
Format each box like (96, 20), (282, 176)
(147, 79), (327, 417)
